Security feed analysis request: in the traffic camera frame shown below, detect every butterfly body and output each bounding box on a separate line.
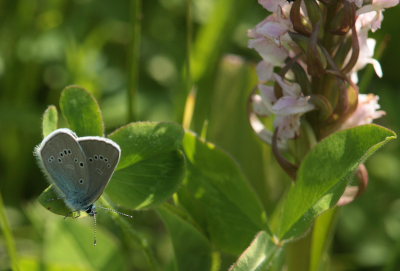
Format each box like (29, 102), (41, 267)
(35, 128), (121, 215)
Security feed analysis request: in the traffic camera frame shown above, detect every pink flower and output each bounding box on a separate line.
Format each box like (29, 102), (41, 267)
(251, 74), (315, 146)
(340, 94), (385, 130)
(258, 0), (290, 13)
(248, 6), (294, 67)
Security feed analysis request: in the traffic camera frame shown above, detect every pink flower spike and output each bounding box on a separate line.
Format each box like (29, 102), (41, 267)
(341, 94), (386, 130)
(258, 0), (289, 13)
(256, 61), (274, 82)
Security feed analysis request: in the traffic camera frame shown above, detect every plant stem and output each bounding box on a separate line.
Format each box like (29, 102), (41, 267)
(182, 0), (195, 130)
(128, 0), (142, 122)
(310, 207), (339, 271)
(0, 193), (19, 271)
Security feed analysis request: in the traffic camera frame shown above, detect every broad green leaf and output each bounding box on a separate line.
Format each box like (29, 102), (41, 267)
(60, 85), (104, 136)
(106, 150), (185, 210)
(108, 122), (184, 170)
(178, 132), (269, 254)
(277, 125), (396, 240)
(229, 231), (280, 271)
(158, 206), (212, 271)
(38, 186), (76, 217)
(42, 105), (58, 138)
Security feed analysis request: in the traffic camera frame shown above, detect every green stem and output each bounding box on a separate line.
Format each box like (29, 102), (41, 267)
(186, 0), (193, 94)
(99, 197), (158, 271)
(310, 207), (339, 271)
(0, 193), (19, 271)
(128, 0), (142, 122)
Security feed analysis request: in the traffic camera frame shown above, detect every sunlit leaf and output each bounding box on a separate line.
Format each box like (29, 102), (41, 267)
(108, 122), (184, 170)
(277, 125), (396, 240)
(42, 105), (58, 138)
(60, 86), (104, 137)
(106, 150), (185, 210)
(229, 231), (280, 271)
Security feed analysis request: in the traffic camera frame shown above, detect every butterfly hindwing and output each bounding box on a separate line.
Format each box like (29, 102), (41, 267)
(78, 137), (121, 203)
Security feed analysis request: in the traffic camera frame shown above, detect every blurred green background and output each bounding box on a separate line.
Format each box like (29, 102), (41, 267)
(0, 0), (399, 270)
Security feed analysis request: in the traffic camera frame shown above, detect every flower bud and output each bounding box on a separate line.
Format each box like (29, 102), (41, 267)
(329, 0), (356, 35)
(290, 0), (312, 36)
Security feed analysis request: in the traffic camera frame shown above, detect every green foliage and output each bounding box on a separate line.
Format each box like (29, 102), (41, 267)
(42, 105), (58, 138)
(178, 131), (270, 255)
(1, 1), (399, 270)
(39, 86), (185, 215)
(108, 122), (184, 170)
(229, 231), (280, 271)
(158, 206), (212, 271)
(277, 125), (396, 240)
(60, 86), (104, 137)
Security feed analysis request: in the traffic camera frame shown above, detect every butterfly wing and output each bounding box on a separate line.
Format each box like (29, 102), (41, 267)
(36, 129), (90, 208)
(77, 137), (121, 203)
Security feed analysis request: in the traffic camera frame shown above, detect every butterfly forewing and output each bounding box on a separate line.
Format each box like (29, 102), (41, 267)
(37, 129), (90, 200)
(77, 137), (121, 203)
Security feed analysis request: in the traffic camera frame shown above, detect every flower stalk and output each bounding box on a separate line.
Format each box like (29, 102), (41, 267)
(249, 0), (398, 196)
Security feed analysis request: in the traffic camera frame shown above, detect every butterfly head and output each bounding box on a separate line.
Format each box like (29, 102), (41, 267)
(85, 204), (97, 216)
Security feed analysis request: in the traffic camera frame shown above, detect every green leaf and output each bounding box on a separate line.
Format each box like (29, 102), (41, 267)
(38, 186), (77, 217)
(106, 150), (185, 210)
(108, 122), (184, 170)
(178, 132), (269, 254)
(42, 105), (58, 138)
(277, 124), (396, 240)
(44, 217), (124, 270)
(60, 85), (104, 136)
(158, 206), (212, 271)
(229, 231), (280, 271)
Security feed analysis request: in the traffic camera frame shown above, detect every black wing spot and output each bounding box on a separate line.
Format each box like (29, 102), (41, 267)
(79, 162), (84, 167)
(99, 155), (103, 160)
(104, 158), (108, 162)
(107, 164), (111, 168)
(60, 152), (64, 157)
(89, 157), (93, 162)
(74, 158), (78, 163)
(79, 179), (84, 184)
(64, 150), (68, 155)
(94, 155), (98, 160)
(58, 158), (62, 163)
(68, 149), (72, 154)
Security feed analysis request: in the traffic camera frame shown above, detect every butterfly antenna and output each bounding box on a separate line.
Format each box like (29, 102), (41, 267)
(93, 211), (97, 246)
(97, 206), (133, 218)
